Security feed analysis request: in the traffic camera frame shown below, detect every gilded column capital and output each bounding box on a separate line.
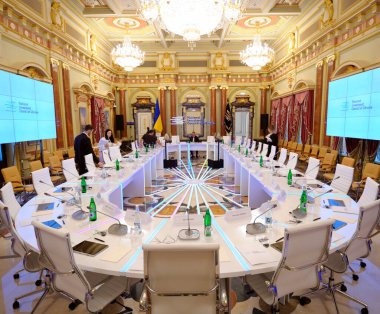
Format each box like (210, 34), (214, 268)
(209, 86), (218, 90)
(326, 54), (336, 64)
(62, 63), (70, 70)
(50, 58), (60, 67)
(315, 59), (324, 68)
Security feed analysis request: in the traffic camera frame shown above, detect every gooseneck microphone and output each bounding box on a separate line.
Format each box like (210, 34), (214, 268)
(292, 163), (321, 188)
(44, 192), (88, 220)
(246, 202), (277, 235)
(88, 206), (129, 235)
(178, 208), (200, 240)
(62, 167), (80, 180)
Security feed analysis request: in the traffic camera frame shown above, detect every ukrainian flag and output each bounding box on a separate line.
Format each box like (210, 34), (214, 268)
(153, 99), (163, 133)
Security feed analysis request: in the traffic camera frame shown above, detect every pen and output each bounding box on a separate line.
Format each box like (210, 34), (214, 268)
(313, 217), (321, 221)
(94, 237), (105, 243)
(275, 236), (284, 242)
(61, 219), (65, 225)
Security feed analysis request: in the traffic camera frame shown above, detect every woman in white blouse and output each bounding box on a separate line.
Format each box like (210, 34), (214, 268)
(98, 129), (117, 162)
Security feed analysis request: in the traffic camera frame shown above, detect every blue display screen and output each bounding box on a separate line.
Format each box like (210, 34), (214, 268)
(0, 70), (56, 144)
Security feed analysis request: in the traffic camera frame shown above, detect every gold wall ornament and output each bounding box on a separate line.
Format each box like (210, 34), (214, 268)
(91, 74), (99, 91)
(89, 33), (97, 56)
(50, 0), (63, 29)
(288, 71), (295, 89)
(320, 0), (334, 28)
(160, 52), (174, 71)
(288, 32), (296, 54)
(211, 52), (226, 70)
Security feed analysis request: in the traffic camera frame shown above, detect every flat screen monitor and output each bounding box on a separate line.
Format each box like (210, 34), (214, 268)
(0, 70), (56, 144)
(326, 67), (380, 140)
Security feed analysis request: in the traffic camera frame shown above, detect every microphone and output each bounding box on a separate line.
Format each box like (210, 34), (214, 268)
(44, 191), (88, 220)
(178, 208), (200, 240)
(88, 206), (129, 235)
(246, 201), (277, 235)
(62, 167), (80, 180)
(292, 163), (321, 188)
(39, 179), (54, 188)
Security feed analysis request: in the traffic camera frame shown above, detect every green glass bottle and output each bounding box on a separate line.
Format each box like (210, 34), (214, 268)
(287, 169), (293, 186)
(300, 185), (308, 213)
(145, 145), (149, 153)
(81, 176), (87, 193)
(204, 209), (212, 237)
(238, 144), (241, 153)
(260, 155), (263, 167)
(115, 159), (120, 171)
(135, 150), (139, 159)
(89, 197), (97, 221)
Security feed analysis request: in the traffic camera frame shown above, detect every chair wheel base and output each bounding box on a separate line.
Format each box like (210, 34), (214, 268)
(361, 307), (368, 314)
(340, 284), (347, 292)
(68, 299), (81, 311)
(360, 261), (367, 268)
(13, 301), (20, 309)
(35, 279), (42, 286)
(353, 274), (359, 281)
(299, 297), (311, 306)
(13, 274), (20, 280)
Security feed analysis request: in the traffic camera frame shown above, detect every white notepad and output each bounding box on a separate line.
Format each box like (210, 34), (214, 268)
(100, 245), (131, 263)
(236, 243), (281, 265)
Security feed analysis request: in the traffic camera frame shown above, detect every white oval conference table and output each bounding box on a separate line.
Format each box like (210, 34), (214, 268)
(15, 143), (359, 305)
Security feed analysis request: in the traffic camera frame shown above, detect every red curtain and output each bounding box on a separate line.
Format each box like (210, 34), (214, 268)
(346, 138), (360, 154)
(279, 95), (293, 139)
(91, 97), (105, 142)
(300, 90), (314, 144)
(270, 99), (281, 130)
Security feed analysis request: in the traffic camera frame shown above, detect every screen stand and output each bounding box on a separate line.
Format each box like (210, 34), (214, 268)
(39, 140), (44, 166)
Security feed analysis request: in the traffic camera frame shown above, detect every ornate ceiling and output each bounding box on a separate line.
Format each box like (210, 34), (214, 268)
(80, 0), (304, 52)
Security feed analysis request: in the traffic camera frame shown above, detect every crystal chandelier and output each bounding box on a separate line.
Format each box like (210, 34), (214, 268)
(240, 33), (274, 71)
(140, 0), (242, 49)
(111, 37), (145, 72)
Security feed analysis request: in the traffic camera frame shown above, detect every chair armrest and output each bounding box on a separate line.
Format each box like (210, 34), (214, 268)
(88, 275), (114, 295)
(145, 281), (219, 296)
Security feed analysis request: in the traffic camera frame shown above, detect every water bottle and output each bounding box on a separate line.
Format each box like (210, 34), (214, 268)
(300, 185), (308, 213)
(101, 167), (107, 179)
(204, 209), (212, 237)
(245, 148), (248, 157)
(287, 169), (293, 186)
(145, 145), (149, 153)
(115, 159), (120, 171)
(135, 150), (139, 159)
(260, 155), (264, 168)
(238, 144), (241, 153)
(74, 184), (82, 205)
(134, 205), (142, 234)
(264, 207), (273, 227)
(89, 197), (97, 221)
(81, 176), (87, 193)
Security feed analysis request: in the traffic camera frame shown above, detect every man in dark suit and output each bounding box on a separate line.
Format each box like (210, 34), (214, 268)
(189, 131), (200, 158)
(265, 125), (279, 159)
(74, 124), (102, 175)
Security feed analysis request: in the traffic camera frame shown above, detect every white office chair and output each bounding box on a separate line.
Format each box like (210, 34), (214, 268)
(286, 152), (298, 170)
(0, 201), (45, 309)
(172, 135), (180, 144)
(261, 143), (269, 157)
(256, 142), (263, 154)
(62, 158), (79, 182)
(109, 146), (122, 161)
(207, 136), (215, 143)
(222, 136), (231, 145)
(242, 137), (248, 147)
(84, 153), (96, 172)
(0, 182), (21, 219)
(331, 164), (354, 194)
(142, 243), (224, 314)
(31, 220), (129, 313)
(277, 148), (288, 166)
(304, 157), (320, 179)
(250, 140), (257, 152)
(245, 138), (251, 148)
(268, 146), (277, 161)
(246, 219), (334, 313)
(302, 200), (380, 314)
(32, 167), (54, 195)
(235, 136), (242, 146)
(357, 177), (379, 207)
(131, 140), (139, 152)
(102, 150), (112, 164)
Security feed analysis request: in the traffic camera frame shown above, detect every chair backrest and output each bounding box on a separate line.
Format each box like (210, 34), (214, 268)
(261, 143), (268, 156)
(245, 138), (251, 148)
(362, 162), (380, 181)
(42, 151), (52, 166)
(1, 166), (23, 189)
(331, 164), (354, 194)
(251, 140), (256, 151)
(257, 142), (263, 154)
(330, 150), (338, 164)
(310, 145), (319, 157)
(32, 221), (91, 303)
(0, 182), (21, 219)
(109, 146), (122, 161)
(54, 150), (64, 161)
(0, 201), (27, 257)
(302, 144), (311, 155)
(235, 136), (242, 146)
(287, 152), (298, 170)
(357, 177), (380, 207)
(272, 219), (334, 300)
(207, 136), (215, 143)
(30, 160), (43, 173)
(62, 158), (79, 182)
(143, 243), (219, 314)
(290, 142), (298, 152)
(317, 146), (328, 159)
(49, 155), (62, 173)
(84, 153), (95, 170)
(67, 147), (75, 159)
(32, 167), (54, 195)
(222, 136), (231, 145)
(131, 140), (139, 152)
(305, 157), (320, 179)
(172, 135), (180, 144)
(278, 148), (287, 165)
(341, 157), (355, 168)
(102, 150), (112, 164)
(283, 141), (288, 149)
(269, 146), (277, 160)
(345, 199), (380, 262)
(322, 153), (334, 167)
(295, 143), (303, 154)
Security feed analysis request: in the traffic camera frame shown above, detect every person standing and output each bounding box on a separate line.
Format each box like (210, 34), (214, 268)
(265, 125), (279, 158)
(74, 124), (103, 175)
(189, 131), (200, 158)
(98, 129), (118, 163)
